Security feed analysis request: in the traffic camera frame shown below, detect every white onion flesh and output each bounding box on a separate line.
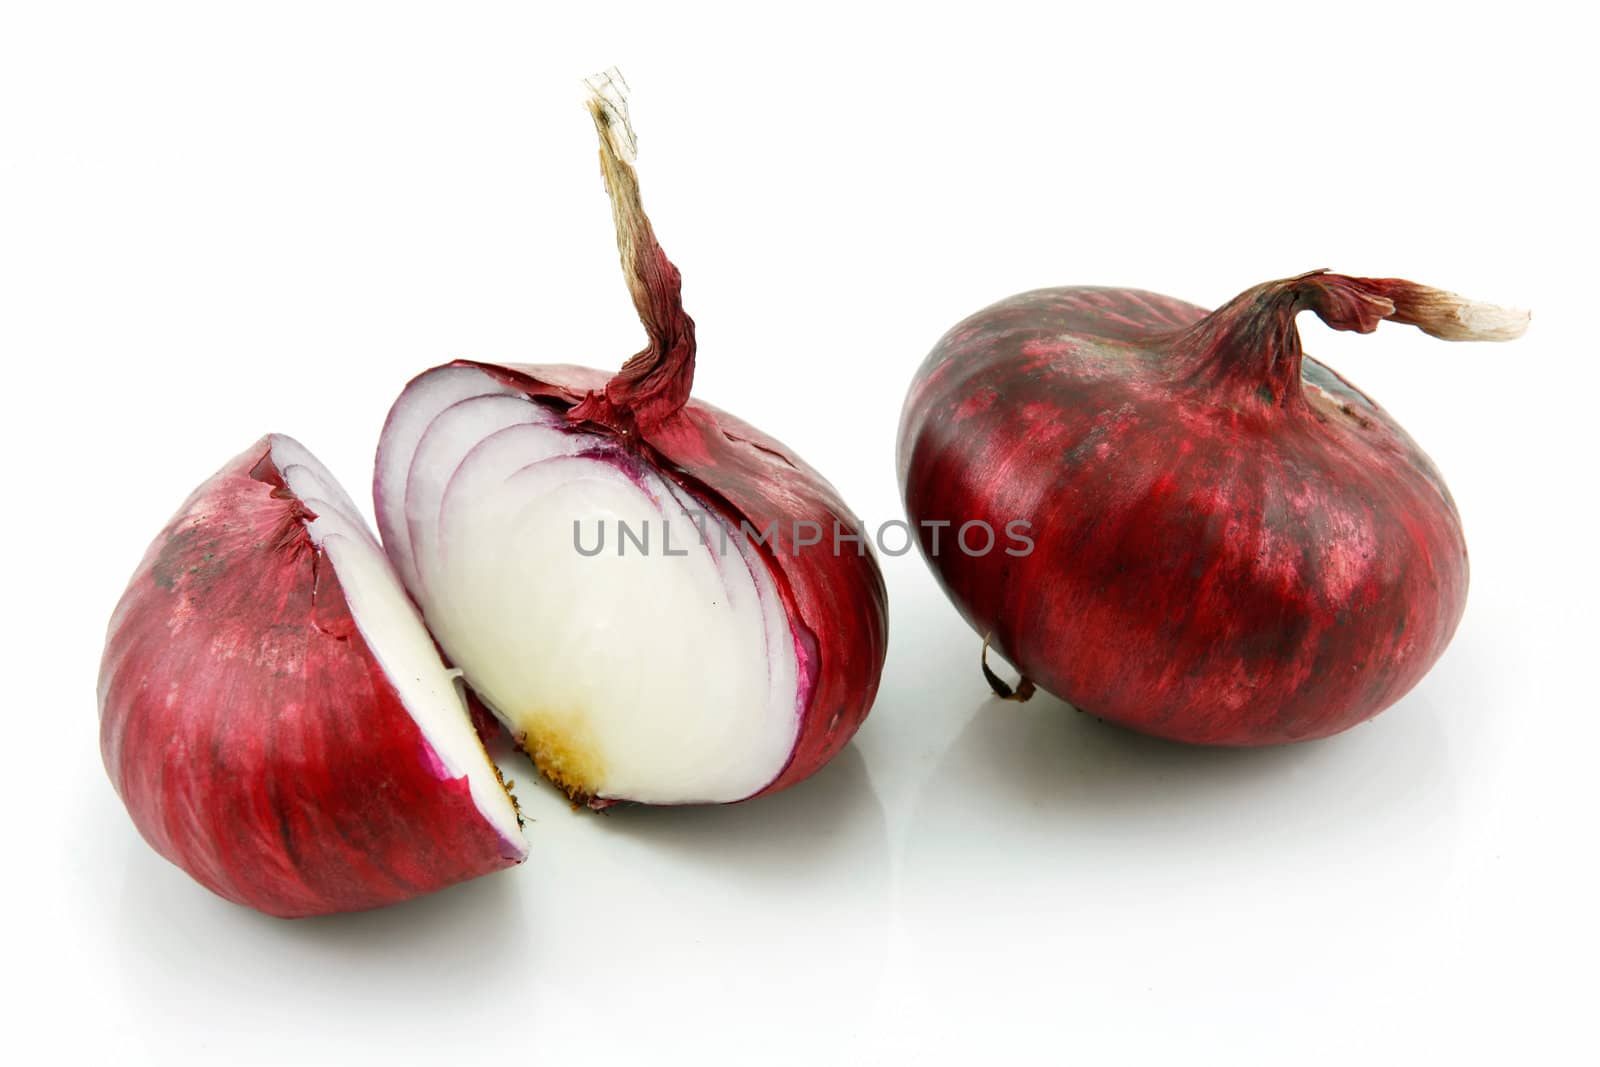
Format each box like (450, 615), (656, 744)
(376, 366), (521, 589)
(269, 434), (523, 844)
(375, 368), (803, 805)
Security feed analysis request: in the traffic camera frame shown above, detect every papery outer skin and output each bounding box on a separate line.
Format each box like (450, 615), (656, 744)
(98, 438), (524, 918)
(454, 359), (890, 797)
(897, 285), (1470, 745)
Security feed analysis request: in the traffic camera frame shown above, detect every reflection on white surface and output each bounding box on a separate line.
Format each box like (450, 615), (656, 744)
(90, 559), (1546, 1066)
(104, 738), (891, 1066)
(846, 558), (1502, 1062)
(45, 532), (1593, 1066)
(114, 849), (533, 1059)
(892, 690), (1463, 1060)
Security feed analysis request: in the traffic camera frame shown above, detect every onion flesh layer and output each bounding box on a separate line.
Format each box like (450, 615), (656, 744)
(270, 435), (522, 842)
(377, 370), (802, 806)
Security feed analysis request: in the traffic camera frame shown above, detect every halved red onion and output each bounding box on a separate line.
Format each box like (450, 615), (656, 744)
(100, 435), (524, 917)
(374, 72), (887, 807)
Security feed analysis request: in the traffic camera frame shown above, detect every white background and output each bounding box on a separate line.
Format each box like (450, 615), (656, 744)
(3, 2), (1595, 1063)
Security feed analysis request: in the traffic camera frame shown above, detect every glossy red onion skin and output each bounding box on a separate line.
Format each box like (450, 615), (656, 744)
(99, 439), (522, 918)
(898, 282), (1469, 745)
(460, 359), (889, 796)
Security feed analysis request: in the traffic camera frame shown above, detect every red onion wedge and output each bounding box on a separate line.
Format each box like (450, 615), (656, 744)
(374, 72), (888, 808)
(899, 270), (1528, 746)
(99, 436), (525, 918)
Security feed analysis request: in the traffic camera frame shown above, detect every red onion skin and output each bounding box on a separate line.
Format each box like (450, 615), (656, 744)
(459, 359), (889, 797)
(99, 439), (522, 918)
(898, 274), (1479, 745)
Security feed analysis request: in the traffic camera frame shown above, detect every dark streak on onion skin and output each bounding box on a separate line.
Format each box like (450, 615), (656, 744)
(899, 272), (1523, 745)
(98, 439), (522, 917)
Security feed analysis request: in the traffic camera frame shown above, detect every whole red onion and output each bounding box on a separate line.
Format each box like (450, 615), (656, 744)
(898, 270), (1527, 745)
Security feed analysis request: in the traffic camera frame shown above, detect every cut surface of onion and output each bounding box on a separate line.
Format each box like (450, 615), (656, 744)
(378, 371), (803, 805)
(269, 434), (523, 843)
(372, 71), (887, 807)
(98, 434), (523, 917)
